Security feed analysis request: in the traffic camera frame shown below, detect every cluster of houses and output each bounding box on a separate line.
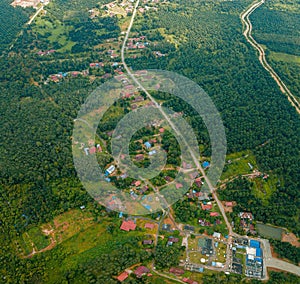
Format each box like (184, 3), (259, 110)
(37, 49), (55, 56)
(116, 265), (151, 282)
(239, 212), (256, 235)
(127, 36), (149, 50)
(102, 0), (136, 17)
(47, 69), (89, 83)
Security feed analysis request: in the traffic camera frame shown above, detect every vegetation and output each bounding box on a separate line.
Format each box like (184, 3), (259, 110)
(0, 0), (32, 53)
(270, 239), (300, 265)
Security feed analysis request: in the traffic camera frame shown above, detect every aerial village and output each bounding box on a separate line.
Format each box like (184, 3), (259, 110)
(72, 69), (266, 280)
(14, 0), (286, 281)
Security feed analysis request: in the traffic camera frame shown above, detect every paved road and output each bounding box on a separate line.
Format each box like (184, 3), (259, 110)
(266, 258), (300, 277)
(122, 0), (300, 279)
(121, 0), (234, 271)
(241, 0), (300, 114)
(28, 6), (44, 25)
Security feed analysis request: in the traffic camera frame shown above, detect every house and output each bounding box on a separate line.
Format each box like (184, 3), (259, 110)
(189, 171), (199, 179)
(139, 186), (148, 194)
(184, 225), (195, 232)
(165, 176), (172, 182)
(162, 224), (171, 231)
(134, 180), (141, 187)
(120, 220), (136, 231)
(105, 165), (115, 176)
(159, 127), (165, 133)
(117, 271), (129, 282)
(167, 237), (179, 246)
(175, 183), (183, 189)
(201, 203), (212, 211)
(134, 266), (150, 278)
(144, 141), (151, 149)
(202, 161), (210, 168)
(133, 95), (144, 102)
(183, 278), (198, 284)
(198, 218), (211, 227)
(135, 154), (144, 161)
(169, 267), (185, 276)
(213, 232), (221, 239)
(89, 146), (96, 154)
(149, 150), (156, 156)
(143, 239), (153, 245)
(210, 212), (219, 217)
(239, 212), (254, 220)
(225, 201), (233, 207)
(195, 177), (203, 187)
(144, 223), (154, 230)
(96, 144), (102, 152)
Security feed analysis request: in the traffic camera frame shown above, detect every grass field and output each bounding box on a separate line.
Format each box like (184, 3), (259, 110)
(221, 150), (257, 181)
(252, 174), (278, 202)
(269, 51), (300, 64)
(26, 227), (51, 251)
(214, 242), (226, 263)
(256, 223), (283, 240)
(189, 251), (206, 264)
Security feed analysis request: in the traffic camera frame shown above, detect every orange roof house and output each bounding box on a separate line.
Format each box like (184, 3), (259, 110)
(117, 272), (129, 282)
(201, 203), (212, 210)
(120, 220), (136, 231)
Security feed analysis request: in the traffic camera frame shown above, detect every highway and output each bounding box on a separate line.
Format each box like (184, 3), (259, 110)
(241, 0), (300, 114)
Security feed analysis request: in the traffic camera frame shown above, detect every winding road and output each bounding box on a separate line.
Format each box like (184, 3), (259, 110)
(241, 0), (300, 114)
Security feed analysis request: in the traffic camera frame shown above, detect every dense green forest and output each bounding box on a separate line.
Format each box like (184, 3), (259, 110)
(251, 0), (300, 100)
(0, 0), (32, 53)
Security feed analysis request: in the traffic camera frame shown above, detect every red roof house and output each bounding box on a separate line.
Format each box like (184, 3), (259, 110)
(183, 278), (198, 284)
(145, 223), (155, 229)
(120, 220), (136, 231)
(117, 272), (129, 282)
(175, 183), (183, 189)
(210, 212), (219, 217)
(225, 201), (233, 207)
(134, 266), (150, 278)
(169, 267), (185, 275)
(201, 203), (212, 210)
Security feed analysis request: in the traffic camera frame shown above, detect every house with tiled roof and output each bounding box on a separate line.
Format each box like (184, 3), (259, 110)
(120, 220), (136, 232)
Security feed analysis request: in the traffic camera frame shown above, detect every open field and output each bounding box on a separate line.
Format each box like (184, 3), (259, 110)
(269, 51), (300, 64)
(221, 150), (257, 181)
(257, 223), (284, 240)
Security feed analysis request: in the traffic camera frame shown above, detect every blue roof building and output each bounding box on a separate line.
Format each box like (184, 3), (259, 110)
(256, 248), (262, 257)
(250, 240), (260, 248)
(202, 161), (210, 168)
(144, 141), (151, 149)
